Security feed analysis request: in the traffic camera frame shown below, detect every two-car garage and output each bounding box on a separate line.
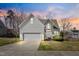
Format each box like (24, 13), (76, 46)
(19, 33), (43, 51)
(23, 33), (42, 41)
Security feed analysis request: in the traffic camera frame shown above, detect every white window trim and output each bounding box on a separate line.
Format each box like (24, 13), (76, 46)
(47, 23), (51, 29)
(54, 31), (59, 35)
(30, 18), (33, 24)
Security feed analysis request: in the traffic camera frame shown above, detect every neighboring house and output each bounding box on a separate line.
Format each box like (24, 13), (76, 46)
(19, 14), (60, 40)
(0, 16), (6, 25)
(0, 16), (17, 37)
(5, 16), (14, 29)
(0, 20), (7, 36)
(0, 14), (18, 37)
(64, 30), (79, 40)
(0, 16), (7, 36)
(71, 30), (79, 39)
(69, 30), (79, 40)
(5, 15), (19, 37)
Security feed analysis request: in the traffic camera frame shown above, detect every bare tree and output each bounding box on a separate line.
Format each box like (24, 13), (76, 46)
(60, 18), (72, 40)
(5, 9), (28, 37)
(61, 18), (72, 31)
(5, 10), (15, 29)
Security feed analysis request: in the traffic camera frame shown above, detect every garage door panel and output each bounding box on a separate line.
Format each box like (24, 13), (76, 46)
(23, 34), (41, 41)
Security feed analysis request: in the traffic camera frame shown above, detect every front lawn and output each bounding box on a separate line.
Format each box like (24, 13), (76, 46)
(0, 38), (20, 46)
(39, 41), (79, 51)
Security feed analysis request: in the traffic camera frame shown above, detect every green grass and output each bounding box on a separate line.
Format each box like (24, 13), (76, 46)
(0, 38), (20, 46)
(39, 41), (79, 51)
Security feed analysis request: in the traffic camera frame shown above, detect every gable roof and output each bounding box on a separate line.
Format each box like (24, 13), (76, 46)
(51, 19), (59, 29)
(39, 18), (60, 29)
(19, 14), (44, 28)
(39, 19), (53, 25)
(19, 14), (60, 30)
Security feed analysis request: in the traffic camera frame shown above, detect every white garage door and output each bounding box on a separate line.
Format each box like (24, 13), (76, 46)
(23, 33), (41, 41)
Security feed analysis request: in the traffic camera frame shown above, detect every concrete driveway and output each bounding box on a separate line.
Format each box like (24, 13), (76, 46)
(0, 40), (79, 56)
(0, 40), (41, 56)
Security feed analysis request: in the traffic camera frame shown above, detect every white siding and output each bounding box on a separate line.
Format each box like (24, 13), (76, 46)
(0, 16), (6, 25)
(45, 23), (52, 38)
(20, 33), (23, 40)
(20, 17), (44, 33)
(20, 17), (44, 40)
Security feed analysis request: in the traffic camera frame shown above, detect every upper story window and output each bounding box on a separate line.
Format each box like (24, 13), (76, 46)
(47, 23), (51, 29)
(30, 18), (33, 24)
(54, 31), (59, 35)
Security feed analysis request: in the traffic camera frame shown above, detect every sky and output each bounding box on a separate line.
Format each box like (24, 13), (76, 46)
(0, 3), (79, 29)
(0, 3), (77, 11)
(0, 3), (77, 12)
(0, 3), (77, 10)
(0, 3), (79, 19)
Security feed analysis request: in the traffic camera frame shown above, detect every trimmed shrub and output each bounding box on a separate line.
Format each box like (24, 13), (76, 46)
(44, 37), (52, 41)
(53, 35), (63, 41)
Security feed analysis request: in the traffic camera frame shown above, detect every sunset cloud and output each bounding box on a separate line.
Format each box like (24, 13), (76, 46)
(0, 4), (79, 29)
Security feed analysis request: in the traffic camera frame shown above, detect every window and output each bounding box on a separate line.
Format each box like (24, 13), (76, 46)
(54, 31), (59, 35)
(47, 23), (51, 29)
(30, 18), (33, 24)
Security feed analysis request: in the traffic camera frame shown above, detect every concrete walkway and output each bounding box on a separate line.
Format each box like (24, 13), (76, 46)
(0, 41), (79, 56)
